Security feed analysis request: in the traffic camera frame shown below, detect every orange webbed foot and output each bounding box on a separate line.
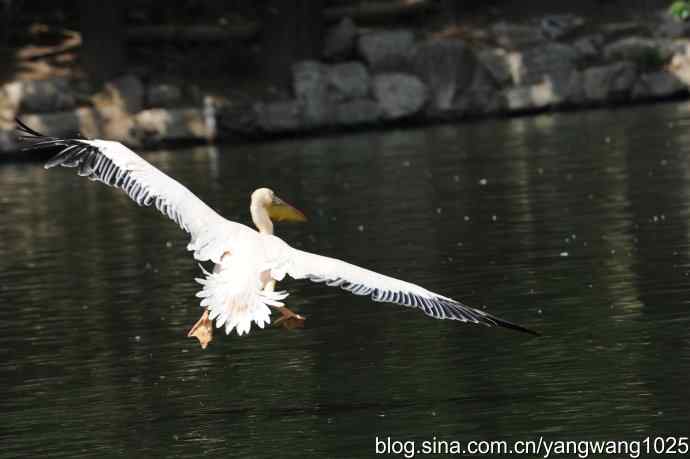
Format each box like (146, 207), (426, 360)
(273, 306), (306, 330)
(188, 309), (213, 349)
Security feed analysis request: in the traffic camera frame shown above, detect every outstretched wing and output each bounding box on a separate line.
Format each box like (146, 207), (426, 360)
(271, 243), (537, 335)
(17, 119), (239, 263)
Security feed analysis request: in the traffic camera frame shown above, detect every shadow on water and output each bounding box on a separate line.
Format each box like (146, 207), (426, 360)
(1, 102), (690, 457)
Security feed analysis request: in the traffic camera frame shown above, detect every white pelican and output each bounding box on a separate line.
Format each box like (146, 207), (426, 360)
(187, 187), (308, 349)
(18, 119), (538, 346)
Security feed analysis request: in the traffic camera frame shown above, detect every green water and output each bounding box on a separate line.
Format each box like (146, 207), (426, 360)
(1, 103), (690, 458)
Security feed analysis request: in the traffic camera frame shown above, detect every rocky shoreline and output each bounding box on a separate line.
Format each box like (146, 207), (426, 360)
(4, 10), (690, 155)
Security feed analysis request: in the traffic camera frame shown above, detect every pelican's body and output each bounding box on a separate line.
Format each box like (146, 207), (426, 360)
(187, 188), (306, 348)
(18, 119), (538, 344)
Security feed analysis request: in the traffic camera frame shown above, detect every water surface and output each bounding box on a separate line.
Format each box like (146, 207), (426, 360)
(2, 103), (690, 457)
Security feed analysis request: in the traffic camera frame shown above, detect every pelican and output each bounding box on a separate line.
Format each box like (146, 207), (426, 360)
(18, 120), (538, 345)
(186, 187), (307, 349)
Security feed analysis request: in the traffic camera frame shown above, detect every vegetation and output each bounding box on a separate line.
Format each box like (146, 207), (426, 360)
(670, 0), (690, 20)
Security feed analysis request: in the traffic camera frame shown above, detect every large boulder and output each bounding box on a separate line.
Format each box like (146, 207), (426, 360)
(444, 64), (502, 117)
(0, 82), (22, 128)
(292, 60), (332, 127)
(656, 12), (690, 38)
(372, 73), (428, 119)
(573, 34), (604, 61)
(19, 78), (76, 113)
(334, 98), (382, 126)
(632, 71), (687, 99)
(410, 39), (477, 111)
(503, 70), (585, 111)
(102, 74), (144, 113)
(603, 37), (675, 67)
(503, 80), (560, 112)
(600, 21), (648, 42)
(583, 61), (638, 102)
(216, 101), (259, 137)
(539, 14), (585, 40)
(453, 86), (504, 117)
(18, 109), (95, 139)
(133, 108), (213, 143)
(0, 129), (19, 153)
(477, 49), (520, 87)
(517, 43), (580, 86)
(253, 100), (304, 133)
(323, 17), (358, 61)
(478, 43), (579, 89)
(669, 49), (690, 85)
(327, 62), (370, 101)
(146, 82), (183, 108)
(358, 29), (415, 72)
(491, 22), (544, 50)
(87, 75), (144, 143)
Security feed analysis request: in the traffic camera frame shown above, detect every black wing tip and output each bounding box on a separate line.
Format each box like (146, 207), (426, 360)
(439, 298), (539, 336)
(15, 117), (88, 148)
(481, 311), (540, 336)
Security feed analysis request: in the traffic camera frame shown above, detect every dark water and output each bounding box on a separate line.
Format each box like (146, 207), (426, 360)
(2, 103), (690, 458)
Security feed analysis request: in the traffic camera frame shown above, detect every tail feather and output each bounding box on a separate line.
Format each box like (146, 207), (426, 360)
(197, 264), (285, 337)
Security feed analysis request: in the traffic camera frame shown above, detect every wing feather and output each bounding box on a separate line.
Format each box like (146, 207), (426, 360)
(274, 244), (537, 335)
(18, 119), (238, 263)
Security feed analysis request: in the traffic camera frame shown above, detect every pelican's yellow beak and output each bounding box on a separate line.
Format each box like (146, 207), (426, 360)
(268, 196), (307, 222)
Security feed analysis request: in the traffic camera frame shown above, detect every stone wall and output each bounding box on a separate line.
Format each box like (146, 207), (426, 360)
(4, 10), (690, 154)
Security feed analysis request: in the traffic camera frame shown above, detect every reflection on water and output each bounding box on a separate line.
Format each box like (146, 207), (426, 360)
(2, 103), (690, 457)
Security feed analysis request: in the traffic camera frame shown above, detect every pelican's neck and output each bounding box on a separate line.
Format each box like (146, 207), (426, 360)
(250, 203), (273, 234)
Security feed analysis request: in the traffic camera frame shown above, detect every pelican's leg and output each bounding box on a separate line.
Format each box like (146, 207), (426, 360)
(187, 308), (213, 349)
(273, 306), (306, 329)
(265, 279), (306, 329)
(187, 256), (228, 350)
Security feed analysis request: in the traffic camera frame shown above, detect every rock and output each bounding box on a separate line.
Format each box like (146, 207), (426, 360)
(292, 61), (332, 127)
(372, 73), (428, 119)
(410, 39), (477, 111)
(18, 109), (90, 139)
(603, 37), (674, 68)
(323, 17), (358, 60)
(573, 34), (604, 60)
(600, 21), (648, 41)
(334, 98), (382, 126)
(477, 49), (520, 87)
(146, 82), (183, 108)
(19, 78), (76, 113)
(94, 104), (135, 143)
(503, 80), (560, 112)
(254, 100), (304, 133)
(563, 71), (586, 105)
(453, 87), (504, 117)
(479, 43), (578, 88)
(445, 64), (502, 117)
(327, 62), (370, 101)
(133, 108), (213, 143)
(357, 29), (415, 72)
(656, 12), (690, 38)
(216, 101), (258, 137)
(583, 61), (638, 102)
(91, 75), (142, 142)
(491, 22), (544, 50)
(540, 14), (585, 40)
(518, 43), (580, 86)
(632, 71), (687, 99)
(669, 50), (690, 85)
(103, 74), (144, 113)
(0, 129), (19, 153)
(0, 82), (22, 128)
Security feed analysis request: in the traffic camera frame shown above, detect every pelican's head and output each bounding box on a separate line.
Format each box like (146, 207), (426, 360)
(250, 187), (307, 223)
